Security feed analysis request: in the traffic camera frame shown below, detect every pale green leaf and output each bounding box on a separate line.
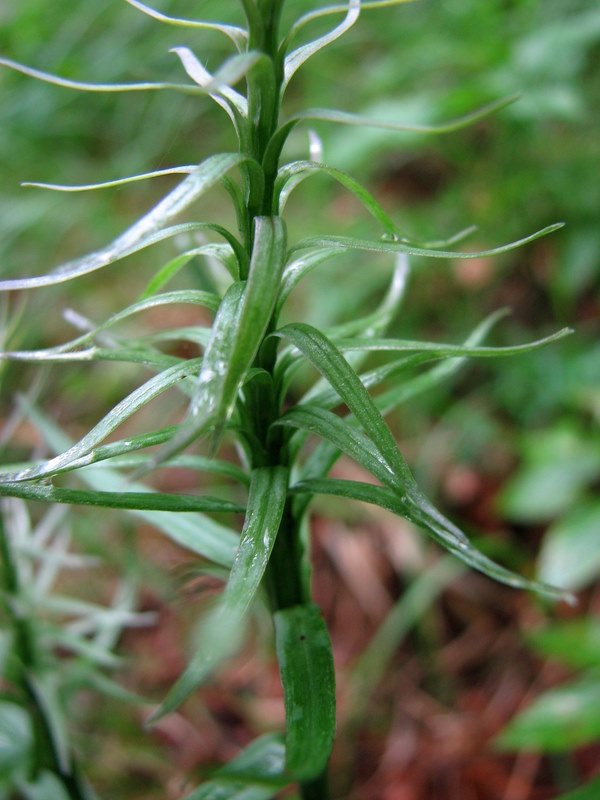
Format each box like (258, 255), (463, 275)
(0, 154), (257, 290)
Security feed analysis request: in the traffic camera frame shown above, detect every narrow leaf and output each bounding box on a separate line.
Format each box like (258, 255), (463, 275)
(151, 466), (288, 720)
(274, 604), (336, 780)
(290, 478), (572, 601)
(21, 404), (241, 568)
(282, 0), (360, 91)
(0, 359), (204, 483)
(0, 154), (257, 290)
(264, 95), (521, 171)
(22, 166), (196, 192)
(161, 217), (287, 459)
(124, 0), (248, 49)
(0, 56), (212, 94)
(291, 222), (564, 260)
(0, 483), (244, 514)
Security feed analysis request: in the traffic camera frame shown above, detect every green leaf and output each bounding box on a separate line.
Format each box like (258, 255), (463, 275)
(538, 499), (600, 590)
(496, 678), (600, 752)
(21, 404), (240, 568)
(332, 328), (572, 357)
(0, 359), (204, 483)
(272, 323), (470, 546)
(184, 734), (287, 800)
(0, 483), (244, 514)
(0, 50), (253, 97)
(1, 290), (220, 361)
(264, 95), (522, 172)
(554, 774), (600, 800)
(164, 217), (287, 457)
(152, 466), (288, 720)
(290, 478), (571, 601)
(0, 154), (258, 290)
(124, 0), (248, 49)
(0, 702), (32, 778)
(290, 222), (563, 261)
(282, 0), (360, 92)
(140, 245), (239, 297)
(274, 604), (336, 781)
(22, 166), (197, 192)
(527, 620), (600, 671)
(275, 160), (397, 233)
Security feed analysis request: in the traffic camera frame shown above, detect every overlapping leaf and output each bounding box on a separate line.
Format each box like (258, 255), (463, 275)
(0, 154), (258, 290)
(152, 466), (288, 720)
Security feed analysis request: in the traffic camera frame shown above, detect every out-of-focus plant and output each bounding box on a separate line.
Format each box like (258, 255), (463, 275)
(0, 1), (574, 797)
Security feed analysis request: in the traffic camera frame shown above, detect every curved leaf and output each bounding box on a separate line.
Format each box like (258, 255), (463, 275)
(1, 290), (219, 361)
(274, 604), (336, 780)
(290, 478), (571, 601)
(282, 0), (360, 91)
(275, 159), (397, 231)
(0, 154), (258, 291)
(0, 359), (204, 483)
(291, 222), (564, 260)
(22, 166), (197, 192)
(20, 404), (240, 568)
(124, 0), (248, 49)
(264, 95), (521, 172)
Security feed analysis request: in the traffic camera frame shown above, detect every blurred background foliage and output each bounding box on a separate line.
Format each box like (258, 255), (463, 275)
(1, 0), (599, 797)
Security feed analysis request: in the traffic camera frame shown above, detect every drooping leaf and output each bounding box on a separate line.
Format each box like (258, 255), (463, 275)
(151, 466), (288, 720)
(275, 160), (397, 232)
(274, 604), (336, 780)
(289, 478), (571, 601)
(0, 154), (259, 290)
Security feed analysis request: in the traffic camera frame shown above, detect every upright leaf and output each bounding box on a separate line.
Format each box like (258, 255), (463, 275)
(274, 604), (336, 781)
(152, 466), (289, 720)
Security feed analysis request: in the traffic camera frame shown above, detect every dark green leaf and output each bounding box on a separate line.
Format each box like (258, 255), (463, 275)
(527, 620), (600, 671)
(0, 483), (244, 514)
(290, 478), (571, 601)
(554, 774), (600, 800)
(274, 604), (336, 781)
